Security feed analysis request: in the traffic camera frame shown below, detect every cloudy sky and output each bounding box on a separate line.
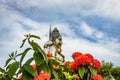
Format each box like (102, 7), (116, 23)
(0, 0), (120, 67)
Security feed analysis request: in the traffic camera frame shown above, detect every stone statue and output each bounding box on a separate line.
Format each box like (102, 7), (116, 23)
(44, 27), (65, 62)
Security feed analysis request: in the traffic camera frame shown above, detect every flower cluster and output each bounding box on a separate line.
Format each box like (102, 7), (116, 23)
(69, 52), (103, 80)
(34, 70), (50, 80)
(70, 52), (101, 71)
(90, 74), (103, 80)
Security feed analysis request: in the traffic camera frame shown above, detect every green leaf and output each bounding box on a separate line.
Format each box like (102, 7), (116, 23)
(15, 53), (22, 57)
(0, 74), (2, 79)
(24, 57), (34, 65)
(20, 48), (31, 64)
(22, 70), (33, 80)
(8, 62), (19, 78)
(30, 41), (48, 62)
(62, 72), (70, 79)
(23, 64), (37, 77)
(49, 61), (58, 79)
(43, 63), (51, 75)
(4, 58), (12, 67)
(52, 68), (58, 79)
(34, 52), (44, 66)
(62, 72), (78, 79)
(37, 47), (48, 62)
(78, 66), (85, 79)
(20, 39), (26, 48)
(0, 67), (5, 73)
(17, 58), (34, 76)
(11, 52), (14, 57)
(89, 65), (97, 77)
(49, 58), (60, 65)
(29, 34), (40, 39)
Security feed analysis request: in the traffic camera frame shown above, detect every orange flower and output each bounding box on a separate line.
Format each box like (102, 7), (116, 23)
(70, 52), (101, 71)
(92, 59), (101, 70)
(70, 62), (79, 71)
(52, 64), (59, 70)
(34, 71), (50, 80)
(72, 52), (82, 59)
(63, 61), (71, 66)
(47, 52), (53, 57)
(84, 53), (94, 60)
(31, 64), (37, 70)
(93, 74), (103, 80)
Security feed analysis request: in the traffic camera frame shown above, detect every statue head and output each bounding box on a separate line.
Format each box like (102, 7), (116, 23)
(50, 27), (62, 44)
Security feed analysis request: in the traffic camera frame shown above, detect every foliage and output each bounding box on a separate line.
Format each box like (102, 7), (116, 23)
(100, 61), (120, 80)
(0, 34), (103, 80)
(111, 67), (120, 80)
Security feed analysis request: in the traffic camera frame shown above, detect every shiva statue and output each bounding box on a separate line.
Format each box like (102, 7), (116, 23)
(44, 26), (65, 62)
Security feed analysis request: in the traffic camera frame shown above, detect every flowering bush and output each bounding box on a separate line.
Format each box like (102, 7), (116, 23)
(0, 34), (103, 80)
(70, 52), (102, 80)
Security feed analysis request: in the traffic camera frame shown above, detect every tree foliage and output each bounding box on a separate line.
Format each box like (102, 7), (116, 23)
(100, 61), (120, 80)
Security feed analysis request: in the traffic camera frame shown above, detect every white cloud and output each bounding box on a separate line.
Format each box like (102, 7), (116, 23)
(94, 0), (120, 20)
(80, 22), (93, 36)
(79, 22), (104, 40)
(1, 0), (120, 21)
(23, 0), (120, 20)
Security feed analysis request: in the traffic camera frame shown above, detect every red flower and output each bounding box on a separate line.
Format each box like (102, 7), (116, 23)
(93, 74), (103, 80)
(34, 70), (50, 80)
(70, 62), (79, 71)
(47, 52), (53, 57)
(84, 53), (94, 60)
(72, 52), (82, 59)
(92, 59), (101, 70)
(70, 52), (101, 71)
(75, 54), (92, 66)
(70, 52), (93, 71)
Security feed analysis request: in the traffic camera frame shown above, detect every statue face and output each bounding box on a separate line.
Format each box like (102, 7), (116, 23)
(50, 28), (62, 42)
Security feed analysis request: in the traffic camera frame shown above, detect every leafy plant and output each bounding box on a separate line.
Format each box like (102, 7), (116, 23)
(0, 34), (103, 80)
(100, 61), (120, 80)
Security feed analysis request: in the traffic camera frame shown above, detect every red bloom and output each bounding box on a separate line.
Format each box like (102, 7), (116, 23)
(92, 59), (101, 70)
(70, 52), (93, 71)
(47, 52), (53, 57)
(34, 71), (50, 80)
(84, 53), (94, 60)
(75, 54), (92, 66)
(70, 62), (79, 71)
(72, 52), (82, 59)
(70, 52), (101, 71)
(93, 74), (103, 80)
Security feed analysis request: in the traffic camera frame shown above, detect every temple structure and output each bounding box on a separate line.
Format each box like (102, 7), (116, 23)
(44, 27), (65, 62)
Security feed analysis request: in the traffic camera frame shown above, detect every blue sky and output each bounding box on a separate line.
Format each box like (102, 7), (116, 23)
(0, 0), (120, 67)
